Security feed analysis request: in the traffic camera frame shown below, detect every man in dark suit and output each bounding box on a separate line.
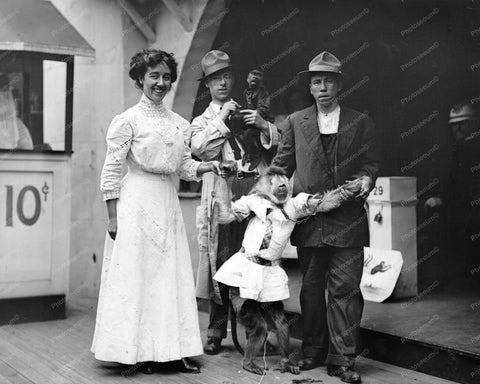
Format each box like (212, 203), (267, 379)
(273, 51), (379, 383)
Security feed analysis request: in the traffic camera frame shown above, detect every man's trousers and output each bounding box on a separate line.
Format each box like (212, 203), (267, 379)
(207, 176), (257, 339)
(297, 246), (364, 367)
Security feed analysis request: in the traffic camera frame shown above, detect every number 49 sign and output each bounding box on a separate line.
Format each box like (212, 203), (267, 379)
(0, 172), (53, 282)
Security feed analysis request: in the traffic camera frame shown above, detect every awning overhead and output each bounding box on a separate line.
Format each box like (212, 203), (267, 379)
(0, 0), (95, 57)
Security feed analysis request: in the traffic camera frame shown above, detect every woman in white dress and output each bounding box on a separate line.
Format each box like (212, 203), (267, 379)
(91, 49), (219, 374)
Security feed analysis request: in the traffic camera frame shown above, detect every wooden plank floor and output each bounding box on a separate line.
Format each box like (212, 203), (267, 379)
(0, 297), (459, 384)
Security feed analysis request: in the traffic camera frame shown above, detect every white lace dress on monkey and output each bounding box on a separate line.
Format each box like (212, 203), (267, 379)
(213, 192), (314, 302)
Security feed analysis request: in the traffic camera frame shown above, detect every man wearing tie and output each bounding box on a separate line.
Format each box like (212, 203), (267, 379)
(191, 50), (278, 355)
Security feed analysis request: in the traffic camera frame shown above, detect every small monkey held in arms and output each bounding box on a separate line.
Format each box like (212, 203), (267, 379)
(229, 69), (274, 171)
(213, 163), (362, 375)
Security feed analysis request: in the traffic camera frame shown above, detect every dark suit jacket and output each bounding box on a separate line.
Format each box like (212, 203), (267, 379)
(273, 104), (380, 248)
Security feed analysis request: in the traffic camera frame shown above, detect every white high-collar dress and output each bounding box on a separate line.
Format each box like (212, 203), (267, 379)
(91, 94), (203, 364)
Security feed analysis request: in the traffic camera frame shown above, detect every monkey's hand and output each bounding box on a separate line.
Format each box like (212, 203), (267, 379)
(309, 189), (344, 213)
(277, 358), (300, 375)
(342, 176), (372, 199)
(212, 176), (236, 224)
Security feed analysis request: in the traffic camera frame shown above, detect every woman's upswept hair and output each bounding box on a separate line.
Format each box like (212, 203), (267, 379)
(128, 49), (178, 89)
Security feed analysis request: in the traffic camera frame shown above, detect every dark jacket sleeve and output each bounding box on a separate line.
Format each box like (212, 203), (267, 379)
(349, 117), (380, 184)
(272, 115), (297, 178)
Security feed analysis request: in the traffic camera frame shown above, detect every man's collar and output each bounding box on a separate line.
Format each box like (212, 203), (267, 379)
(209, 101), (223, 114)
(316, 103), (340, 117)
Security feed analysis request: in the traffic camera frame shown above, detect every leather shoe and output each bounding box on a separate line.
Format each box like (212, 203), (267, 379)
(327, 365), (361, 383)
(298, 356), (324, 371)
(204, 337), (221, 355)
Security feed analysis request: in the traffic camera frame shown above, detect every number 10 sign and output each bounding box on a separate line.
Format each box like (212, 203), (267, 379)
(0, 171), (53, 282)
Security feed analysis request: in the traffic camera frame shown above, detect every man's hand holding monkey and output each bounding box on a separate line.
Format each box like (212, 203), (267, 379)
(340, 175), (372, 200)
(306, 175), (372, 214)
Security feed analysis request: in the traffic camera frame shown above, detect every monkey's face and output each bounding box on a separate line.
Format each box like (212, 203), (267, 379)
(254, 174), (292, 205)
(247, 71), (263, 89)
(272, 175), (292, 204)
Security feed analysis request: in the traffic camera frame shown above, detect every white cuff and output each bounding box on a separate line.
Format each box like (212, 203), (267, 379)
(213, 116), (231, 137)
(260, 122), (273, 150)
(103, 191), (119, 201)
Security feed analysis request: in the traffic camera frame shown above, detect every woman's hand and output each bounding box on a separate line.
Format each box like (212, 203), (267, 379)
(219, 160), (238, 178)
(107, 217), (117, 240)
(106, 199), (118, 240)
(209, 160), (221, 175)
(196, 160), (221, 176)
